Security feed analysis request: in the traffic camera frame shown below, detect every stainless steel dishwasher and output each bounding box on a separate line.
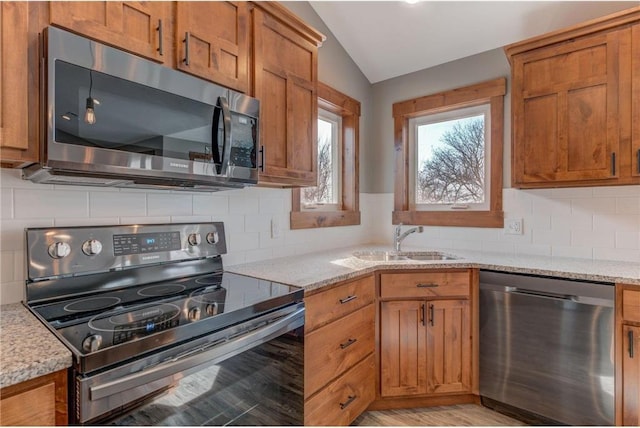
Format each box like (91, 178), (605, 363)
(479, 270), (615, 426)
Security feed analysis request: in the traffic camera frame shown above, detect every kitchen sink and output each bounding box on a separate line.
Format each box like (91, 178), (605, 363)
(352, 250), (459, 262)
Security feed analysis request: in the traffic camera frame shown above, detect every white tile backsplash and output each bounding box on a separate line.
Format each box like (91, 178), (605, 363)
(1, 167), (639, 305)
(0, 169), (375, 304)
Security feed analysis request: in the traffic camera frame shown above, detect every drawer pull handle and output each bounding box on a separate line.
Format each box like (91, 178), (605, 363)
(339, 295), (357, 304)
(416, 283), (439, 288)
(340, 338), (357, 349)
(339, 395), (357, 410)
(630, 330), (635, 359)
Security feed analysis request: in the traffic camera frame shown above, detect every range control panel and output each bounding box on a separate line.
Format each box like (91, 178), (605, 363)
(26, 222), (226, 281)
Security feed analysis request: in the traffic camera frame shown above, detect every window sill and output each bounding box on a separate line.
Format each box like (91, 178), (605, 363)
(392, 210), (504, 228)
(290, 210), (360, 230)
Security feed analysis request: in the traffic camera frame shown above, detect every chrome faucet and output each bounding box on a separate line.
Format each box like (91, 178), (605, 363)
(394, 223), (424, 252)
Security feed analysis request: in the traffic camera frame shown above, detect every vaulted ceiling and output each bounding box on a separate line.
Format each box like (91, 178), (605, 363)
(309, 1), (637, 83)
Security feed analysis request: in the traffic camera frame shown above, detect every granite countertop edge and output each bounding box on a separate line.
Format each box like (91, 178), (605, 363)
(0, 303), (72, 389)
(225, 245), (640, 290)
(2, 245), (638, 388)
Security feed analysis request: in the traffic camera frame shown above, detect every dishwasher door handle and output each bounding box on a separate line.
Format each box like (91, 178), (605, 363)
(506, 287), (574, 301)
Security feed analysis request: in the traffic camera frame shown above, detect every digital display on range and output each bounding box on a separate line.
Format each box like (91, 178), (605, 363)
(113, 232), (181, 256)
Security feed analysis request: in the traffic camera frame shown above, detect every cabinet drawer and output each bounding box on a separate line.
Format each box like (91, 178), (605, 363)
(305, 275), (375, 332)
(304, 354), (375, 426)
(305, 304), (375, 398)
(623, 289), (640, 322)
(380, 271), (470, 299)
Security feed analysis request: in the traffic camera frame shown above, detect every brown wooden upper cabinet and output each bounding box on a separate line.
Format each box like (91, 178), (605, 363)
(632, 23), (640, 179)
(506, 7), (640, 188)
(49, 2), (169, 64)
(251, 3), (325, 186)
(175, 2), (249, 93)
(0, 2), (38, 167)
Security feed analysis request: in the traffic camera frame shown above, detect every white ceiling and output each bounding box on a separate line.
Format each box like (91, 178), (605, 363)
(309, 1), (638, 83)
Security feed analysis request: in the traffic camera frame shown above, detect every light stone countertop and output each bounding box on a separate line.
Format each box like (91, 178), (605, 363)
(225, 245), (640, 291)
(0, 303), (72, 389)
(2, 245), (638, 389)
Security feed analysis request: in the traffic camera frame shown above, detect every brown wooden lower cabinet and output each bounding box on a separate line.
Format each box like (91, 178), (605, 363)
(0, 369), (68, 426)
(304, 354), (375, 426)
(304, 274), (376, 425)
(376, 269), (476, 408)
(617, 284), (640, 426)
(380, 298), (471, 397)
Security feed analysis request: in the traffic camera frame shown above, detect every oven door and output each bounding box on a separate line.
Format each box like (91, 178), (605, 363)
(75, 303), (304, 425)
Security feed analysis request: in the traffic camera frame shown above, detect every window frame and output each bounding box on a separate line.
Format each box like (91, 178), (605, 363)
(291, 82), (361, 229)
(301, 107), (343, 210)
(409, 103), (491, 211)
(393, 78), (506, 228)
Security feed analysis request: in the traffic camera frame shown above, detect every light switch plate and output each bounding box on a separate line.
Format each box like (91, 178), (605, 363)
(271, 218), (281, 239)
(505, 218), (524, 235)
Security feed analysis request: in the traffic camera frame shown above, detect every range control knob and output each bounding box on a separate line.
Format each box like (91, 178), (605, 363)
(188, 307), (201, 322)
(82, 239), (103, 256)
(82, 334), (103, 353)
(187, 233), (202, 246)
(206, 302), (219, 316)
(48, 242), (71, 259)
(206, 231), (219, 245)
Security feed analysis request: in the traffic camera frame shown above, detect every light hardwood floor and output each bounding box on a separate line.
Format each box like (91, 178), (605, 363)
(353, 404), (526, 426)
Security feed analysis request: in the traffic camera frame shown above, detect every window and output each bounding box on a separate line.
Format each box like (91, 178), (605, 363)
(301, 109), (342, 209)
(393, 78), (506, 227)
(291, 83), (360, 229)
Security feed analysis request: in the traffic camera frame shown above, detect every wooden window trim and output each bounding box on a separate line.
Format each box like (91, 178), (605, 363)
(392, 78), (506, 228)
(291, 83), (361, 229)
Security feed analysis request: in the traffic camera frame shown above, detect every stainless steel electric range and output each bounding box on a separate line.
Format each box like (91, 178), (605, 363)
(24, 223), (304, 425)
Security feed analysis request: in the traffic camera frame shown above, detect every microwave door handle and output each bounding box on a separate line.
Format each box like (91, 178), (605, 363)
(216, 96), (232, 176)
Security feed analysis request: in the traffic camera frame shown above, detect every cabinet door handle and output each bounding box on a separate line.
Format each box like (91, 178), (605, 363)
(417, 283), (439, 288)
(339, 295), (357, 304)
(611, 152), (616, 176)
(259, 146), (265, 172)
(156, 19), (163, 56)
(429, 304), (434, 326)
(183, 32), (190, 65)
(421, 303), (426, 326)
(339, 395), (357, 410)
(637, 149), (640, 174)
(340, 338), (357, 350)
(629, 330), (635, 359)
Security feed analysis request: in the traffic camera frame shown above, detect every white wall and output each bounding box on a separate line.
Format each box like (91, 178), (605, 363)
(0, 169), (380, 304)
(373, 186), (640, 262)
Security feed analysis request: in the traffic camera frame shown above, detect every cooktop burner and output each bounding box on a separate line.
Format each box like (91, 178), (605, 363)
(189, 286), (226, 304)
(138, 284), (186, 297)
(64, 296), (122, 313)
(194, 274), (223, 286)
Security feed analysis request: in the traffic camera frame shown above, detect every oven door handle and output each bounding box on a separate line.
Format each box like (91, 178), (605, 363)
(89, 305), (304, 401)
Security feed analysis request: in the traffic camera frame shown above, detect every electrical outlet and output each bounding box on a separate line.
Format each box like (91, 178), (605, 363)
(505, 218), (523, 235)
(270, 218), (281, 239)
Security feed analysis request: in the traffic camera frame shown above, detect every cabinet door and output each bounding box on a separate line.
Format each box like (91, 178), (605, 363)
(426, 299), (472, 394)
(176, 2), (248, 93)
(252, 7), (318, 186)
(632, 24), (640, 179)
(0, 1), (37, 166)
(512, 29), (623, 185)
(49, 1), (167, 63)
(623, 325), (640, 426)
(380, 300), (427, 397)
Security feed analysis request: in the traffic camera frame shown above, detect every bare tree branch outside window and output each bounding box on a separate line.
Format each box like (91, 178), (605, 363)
(302, 118), (334, 205)
(416, 117), (485, 204)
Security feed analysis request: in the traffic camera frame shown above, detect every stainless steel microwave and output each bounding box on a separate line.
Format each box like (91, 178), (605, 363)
(23, 27), (260, 191)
